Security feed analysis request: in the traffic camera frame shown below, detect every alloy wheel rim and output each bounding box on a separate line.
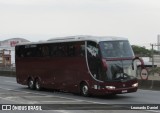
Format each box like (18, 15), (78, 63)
(82, 85), (88, 95)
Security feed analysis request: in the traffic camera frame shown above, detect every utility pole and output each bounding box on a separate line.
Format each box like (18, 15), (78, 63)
(150, 44), (154, 69)
(150, 43), (160, 69)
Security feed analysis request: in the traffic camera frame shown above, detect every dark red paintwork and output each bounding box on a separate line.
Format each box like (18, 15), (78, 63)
(16, 56), (138, 95)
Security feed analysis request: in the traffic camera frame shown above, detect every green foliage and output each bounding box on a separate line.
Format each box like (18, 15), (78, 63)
(132, 45), (151, 57)
(149, 67), (160, 76)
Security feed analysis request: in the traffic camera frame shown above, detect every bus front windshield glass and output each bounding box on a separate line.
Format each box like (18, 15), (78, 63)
(99, 41), (134, 58)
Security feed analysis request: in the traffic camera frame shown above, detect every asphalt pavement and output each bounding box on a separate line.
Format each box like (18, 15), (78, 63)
(0, 76), (160, 113)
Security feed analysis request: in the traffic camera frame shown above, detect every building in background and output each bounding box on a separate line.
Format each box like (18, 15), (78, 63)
(0, 49), (11, 67)
(0, 38), (30, 65)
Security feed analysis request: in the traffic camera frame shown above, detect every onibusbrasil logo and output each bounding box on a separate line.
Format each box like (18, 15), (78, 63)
(1, 105), (42, 111)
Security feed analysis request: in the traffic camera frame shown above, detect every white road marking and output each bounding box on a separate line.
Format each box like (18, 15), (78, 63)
(4, 80), (17, 84)
(139, 89), (160, 93)
(0, 85), (159, 113)
(0, 86), (108, 104)
(54, 110), (72, 113)
(0, 93), (8, 94)
(38, 101), (80, 103)
(0, 96), (24, 104)
(146, 110), (160, 113)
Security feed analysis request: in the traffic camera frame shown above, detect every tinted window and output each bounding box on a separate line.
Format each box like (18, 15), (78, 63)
(99, 41), (134, 58)
(16, 41), (85, 58)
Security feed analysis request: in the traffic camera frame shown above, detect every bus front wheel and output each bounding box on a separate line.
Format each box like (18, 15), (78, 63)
(81, 83), (89, 96)
(28, 78), (35, 89)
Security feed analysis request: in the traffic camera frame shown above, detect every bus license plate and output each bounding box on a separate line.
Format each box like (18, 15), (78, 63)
(122, 90), (127, 93)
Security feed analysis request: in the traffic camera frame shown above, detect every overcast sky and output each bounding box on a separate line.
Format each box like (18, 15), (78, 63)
(0, 0), (160, 48)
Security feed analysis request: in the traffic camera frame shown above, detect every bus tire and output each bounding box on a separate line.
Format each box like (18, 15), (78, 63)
(80, 83), (89, 96)
(35, 79), (41, 91)
(28, 78), (35, 90)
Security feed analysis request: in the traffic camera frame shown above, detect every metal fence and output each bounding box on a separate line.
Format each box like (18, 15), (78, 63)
(0, 63), (15, 71)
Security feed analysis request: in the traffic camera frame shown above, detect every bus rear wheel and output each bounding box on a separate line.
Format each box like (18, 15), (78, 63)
(35, 79), (41, 91)
(28, 78), (35, 89)
(80, 83), (89, 96)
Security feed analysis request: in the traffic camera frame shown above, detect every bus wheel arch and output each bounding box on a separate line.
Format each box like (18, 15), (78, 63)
(80, 81), (90, 96)
(28, 77), (35, 90)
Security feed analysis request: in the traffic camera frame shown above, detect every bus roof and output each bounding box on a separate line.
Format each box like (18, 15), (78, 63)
(16, 35), (128, 46)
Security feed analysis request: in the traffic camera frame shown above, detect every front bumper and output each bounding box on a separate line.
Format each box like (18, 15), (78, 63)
(91, 87), (138, 95)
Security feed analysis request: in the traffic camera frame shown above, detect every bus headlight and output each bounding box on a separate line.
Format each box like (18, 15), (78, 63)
(132, 83), (138, 87)
(106, 86), (116, 90)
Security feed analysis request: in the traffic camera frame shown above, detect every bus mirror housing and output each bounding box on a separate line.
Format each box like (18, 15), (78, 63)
(102, 59), (108, 71)
(132, 57), (144, 70)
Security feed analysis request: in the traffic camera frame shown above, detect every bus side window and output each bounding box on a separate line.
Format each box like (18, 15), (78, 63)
(16, 46), (22, 58)
(16, 46), (23, 57)
(67, 44), (75, 56)
(50, 45), (58, 57)
(36, 46), (42, 57)
(52, 43), (67, 57)
(75, 44), (85, 57)
(42, 46), (49, 56)
(26, 48), (31, 57)
(80, 45), (85, 56)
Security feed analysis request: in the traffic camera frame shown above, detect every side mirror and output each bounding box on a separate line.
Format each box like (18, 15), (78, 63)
(132, 57), (145, 70)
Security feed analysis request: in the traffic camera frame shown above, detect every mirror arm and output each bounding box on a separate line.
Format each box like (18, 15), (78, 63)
(132, 56), (145, 70)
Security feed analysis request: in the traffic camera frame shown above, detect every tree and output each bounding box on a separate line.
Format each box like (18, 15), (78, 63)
(131, 45), (151, 57)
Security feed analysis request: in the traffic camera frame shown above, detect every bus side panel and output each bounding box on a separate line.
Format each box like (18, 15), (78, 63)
(16, 56), (91, 93)
(57, 57), (89, 93)
(45, 57), (89, 92)
(16, 58), (31, 85)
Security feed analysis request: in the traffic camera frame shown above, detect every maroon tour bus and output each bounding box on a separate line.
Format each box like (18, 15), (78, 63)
(15, 36), (144, 96)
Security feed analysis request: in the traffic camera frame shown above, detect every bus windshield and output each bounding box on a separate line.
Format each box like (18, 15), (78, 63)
(99, 41), (134, 58)
(105, 60), (137, 81)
